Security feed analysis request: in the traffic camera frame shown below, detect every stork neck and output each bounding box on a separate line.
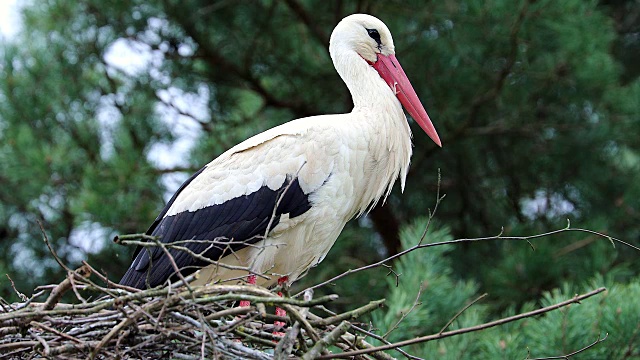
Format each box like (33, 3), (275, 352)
(332, 49), (404, 113)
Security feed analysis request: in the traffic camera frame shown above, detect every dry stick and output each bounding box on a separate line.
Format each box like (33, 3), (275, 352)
(235, 326), (282, 347)
(29, 321), (83, 344)
(2, 291), (22, 312)
(45, 341), (102, 357)
(191, 293), (337, 307)
(200, 331), (207, 360)
(205, 306), (252, 321)
(310, 299), (386, 327)
(42, 265), (90, 310)
(218, 335), (273, 360)
(274, 321), (303, 359)
(303, 321), (352, 360)
(0, 284), (317, 327)
(38, 219), (72, 273)
(39, 225), (133, 304)
(305, 317), (396, 359)
(275, 290), (314, 359)
(119, 236), (282, 251)
(252, 166), (306, 272)
(5, 274), (27, 302)
(350, 324), (422, 360)
(115, 238), (271, 281)
(418, 168), (445, 246)
(527, 333), (608, 360)
(300, 220), (638, 297)
(300, 171), (638, 297)
(151, 236), (194, 294)
(67, 273), (88, 304)
(33, 333), (50, 356)
(0, 341), (39, 352)
(438, 293), (488, 334)
(318, 287), (606, 359)
(282, 303), (320, 342)
(338, 334), (398, 360)
(383, 286), (424, 339)
(311, 304), (420, 360)
(81, 260), (141, 293)
(91, 306), (148, 359)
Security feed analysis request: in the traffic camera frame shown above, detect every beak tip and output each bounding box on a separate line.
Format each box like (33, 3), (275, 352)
(427, 132), (442, 148)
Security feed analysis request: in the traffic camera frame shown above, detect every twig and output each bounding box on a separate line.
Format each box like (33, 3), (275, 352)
(438, 293), (488, 334)
(299, 221), (638, 296)
(309, 299), (385, 327)
(383, 287), (424, 339)
(381, 264), (401, 287)
(5, 275), (27, 302)
(91, 307), (145, 359)
(339, 334), (401, 360)
(275, 289), (314, 359)
(312, 304), (421, 359)
(43, 265), (90, 310)
(282, 303), (320, 342)
(33, 333), (50, 356)
(349, 323), (422, 360)
(527, 333), (608, 359)
(38, 219), (72, 272)
(30, 321), (83, 343)
(302, 321), (352, 360)
(317, 287), (607, 358)
(115, 237), (272, 281)
(418, 168), (446, 245)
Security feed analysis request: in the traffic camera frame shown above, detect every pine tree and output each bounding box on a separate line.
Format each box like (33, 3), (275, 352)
(0, 4), (637, 357)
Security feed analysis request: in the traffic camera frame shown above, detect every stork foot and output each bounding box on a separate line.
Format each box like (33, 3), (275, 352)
(237, 274), (289, 338)
(272, 276), (289, 337)
(239, 274), (257, 307)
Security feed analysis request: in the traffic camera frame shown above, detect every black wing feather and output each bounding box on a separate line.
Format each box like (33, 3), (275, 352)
(119, 171), (312, 289)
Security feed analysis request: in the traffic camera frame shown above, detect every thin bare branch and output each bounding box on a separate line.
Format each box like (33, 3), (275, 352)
(527, 333), (608, 359)
(299, 222), (638, 296)
(317, 287), (607, 359)
(383, 287), (424, 339)
(439, 293), (488, 334)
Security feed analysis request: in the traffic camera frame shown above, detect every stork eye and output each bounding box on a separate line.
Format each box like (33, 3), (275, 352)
(366, 28), (381, 45)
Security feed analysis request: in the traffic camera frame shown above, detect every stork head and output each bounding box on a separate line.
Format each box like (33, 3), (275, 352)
(330, 14), (442, 147)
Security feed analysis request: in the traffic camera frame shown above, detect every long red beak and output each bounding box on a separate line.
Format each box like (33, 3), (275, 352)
(372, 54), (442, 147)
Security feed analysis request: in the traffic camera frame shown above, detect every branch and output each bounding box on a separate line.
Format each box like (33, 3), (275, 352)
(527, 333), (608, 359)
(302, 321), (351, 360)
(383, 287), (424, 339)
(300, 220), (638, 296)
(438, 293), (488, 334)
(274, 290), (314, 359)
(309, 299), (385, 327)
(317, 287), (607, 359)
(43, 265), (91, 310)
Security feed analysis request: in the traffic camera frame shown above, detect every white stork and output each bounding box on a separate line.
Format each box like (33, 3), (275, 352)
(119, 14), (441, 292)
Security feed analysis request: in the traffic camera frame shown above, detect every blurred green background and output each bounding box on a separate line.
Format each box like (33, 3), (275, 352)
(0, 0), (638, 358)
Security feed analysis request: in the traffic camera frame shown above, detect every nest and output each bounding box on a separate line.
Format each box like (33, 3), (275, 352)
(0, 262), (396, 360)
(1, 217), (618, 359)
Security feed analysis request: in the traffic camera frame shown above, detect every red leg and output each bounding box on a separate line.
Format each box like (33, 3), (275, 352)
(273, 276), (289, 334)
(239, 274), (257, 307)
